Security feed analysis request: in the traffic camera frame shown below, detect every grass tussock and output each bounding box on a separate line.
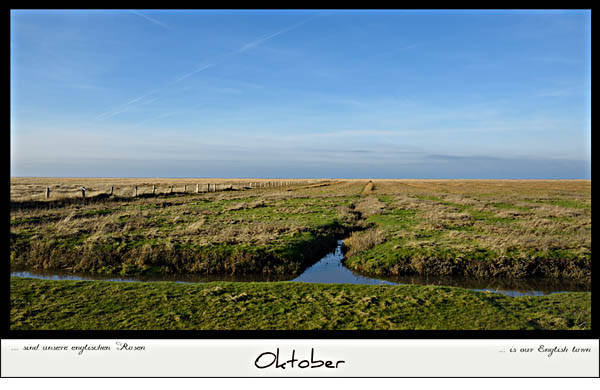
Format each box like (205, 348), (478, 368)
(343, 229), (387, 258)
(355, 196), (386, 216)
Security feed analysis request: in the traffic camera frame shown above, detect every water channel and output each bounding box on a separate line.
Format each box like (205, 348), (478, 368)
(11, 240), (589, 297)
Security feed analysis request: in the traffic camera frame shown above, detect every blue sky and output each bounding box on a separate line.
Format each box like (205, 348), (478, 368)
(10, 9), (591, 178)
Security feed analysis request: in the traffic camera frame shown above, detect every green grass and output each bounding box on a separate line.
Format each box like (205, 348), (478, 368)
(10, 187), (361, 276)
(342, 181), (590, 282)
(9, 179), (591, 331)
(10, 277), (591, 330)
(529, 198), (590, 210)
(11, 180), (590, 281)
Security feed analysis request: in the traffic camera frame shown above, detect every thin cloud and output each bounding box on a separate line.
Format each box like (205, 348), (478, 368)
(172, 13), (319, 84)
(535, 88), (575, 97)
(427, 154), (502, 161)
(93, 91), (159, 121)
(130, 10), (171, 30)
(529, 56), (582, 64)
(238, 14), (317, 53)
(172, 62), (219, 84)
(132, 111), (178, 128)
(93, 13), (319, 121)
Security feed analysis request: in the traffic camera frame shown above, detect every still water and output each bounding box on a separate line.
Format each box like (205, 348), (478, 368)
(11, 240), (589, 297)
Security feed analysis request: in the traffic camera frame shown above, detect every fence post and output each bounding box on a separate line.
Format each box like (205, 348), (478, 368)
(213, 183), (217, 192)
(184, 184), (187, 193)
(134, 186), (138, 197)
(152, 185), (156, 195)
(109, 186), (113, 196)
(45, 187), (50, 199)
(170, 185), (173, 194)
(196, 184), (199, 193)
(81, 187), (86, 198)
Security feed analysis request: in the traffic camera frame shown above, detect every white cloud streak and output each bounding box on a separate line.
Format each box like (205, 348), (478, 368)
(172, 62), (218, 84)
(93, 90), (160, 121)
(172, 13), (319, 84)
(92, 13), (319, 122)
(130, 10), (171, 30)
(238, 14), (317, 53)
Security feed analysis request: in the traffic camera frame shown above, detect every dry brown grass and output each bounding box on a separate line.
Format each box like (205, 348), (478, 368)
(11, 178), (591, 280)
(343, 229), (387, 258)
(355, 196), (386, 216)
(337, 179), (590, 281)
(10, 177), (328, 202)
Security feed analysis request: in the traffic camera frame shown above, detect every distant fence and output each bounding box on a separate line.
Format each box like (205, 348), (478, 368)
(36, 180), (321, 199)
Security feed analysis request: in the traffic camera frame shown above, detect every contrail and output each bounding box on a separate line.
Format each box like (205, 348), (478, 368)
(238, 14), (317, 53)
(130, 10), (171, 30)
(172, 13), (319, 84)
(93, 91), (159, 121)
(171, 62), (218, 84)
(94, 13), (319, 121)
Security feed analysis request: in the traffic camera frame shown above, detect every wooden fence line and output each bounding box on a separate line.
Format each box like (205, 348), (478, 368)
(37, 180), (319, 199)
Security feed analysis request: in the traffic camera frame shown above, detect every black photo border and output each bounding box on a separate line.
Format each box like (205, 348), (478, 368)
(4, 7), (597, 379)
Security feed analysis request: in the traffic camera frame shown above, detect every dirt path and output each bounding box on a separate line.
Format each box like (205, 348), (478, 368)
(362, 181), (374, 194)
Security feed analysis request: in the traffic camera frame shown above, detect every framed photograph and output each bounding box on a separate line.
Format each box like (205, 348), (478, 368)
(5, 8), (596, 379)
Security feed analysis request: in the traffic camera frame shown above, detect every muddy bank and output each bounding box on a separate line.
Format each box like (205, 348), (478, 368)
(342, 247), (591, 284)
(10, 222), (351, 277)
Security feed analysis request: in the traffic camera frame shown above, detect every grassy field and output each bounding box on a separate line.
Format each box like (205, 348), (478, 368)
(9, 178), (591, 330)
(343, 180), (591, 282)
(10, 278), (591, 330)
(10, 178), (591, 282)
(11, 179), (364, 275)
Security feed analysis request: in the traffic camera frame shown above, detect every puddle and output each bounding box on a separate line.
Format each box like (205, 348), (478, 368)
(291, 240), (395, 285)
